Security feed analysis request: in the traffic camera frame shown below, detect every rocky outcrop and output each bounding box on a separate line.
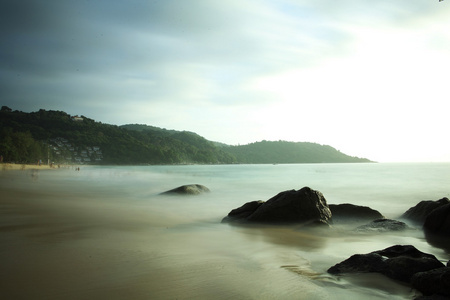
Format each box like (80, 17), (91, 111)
(160, 184), (210, 195)
(222, 187), (332, 225)
(221, 200), (264, 223)
(401, 198), (450, 225)
(355, 219), (409, 232)
(412, 267), (450, 298)
(423, 203), (450, 235)
(329, 203), (384, 223)
(328, 245), (445, 283)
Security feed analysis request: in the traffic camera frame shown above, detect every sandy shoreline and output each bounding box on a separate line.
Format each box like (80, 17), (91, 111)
(0, 175), (330, 300)
(1, 163), (62, 171)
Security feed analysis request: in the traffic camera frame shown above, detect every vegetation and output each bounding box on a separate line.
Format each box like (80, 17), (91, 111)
(0, 106), (372, 165)
(225, 140), (371, 163)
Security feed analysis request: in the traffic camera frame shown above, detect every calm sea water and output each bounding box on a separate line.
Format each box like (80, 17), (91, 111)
(2, 163), (450, 299)
(35, 162), (450, 219)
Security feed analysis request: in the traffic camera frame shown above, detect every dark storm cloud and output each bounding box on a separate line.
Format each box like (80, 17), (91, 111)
(1, 0), (280, 113)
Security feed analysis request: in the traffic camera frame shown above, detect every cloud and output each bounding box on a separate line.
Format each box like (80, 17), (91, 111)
(1, 0), (449, 161)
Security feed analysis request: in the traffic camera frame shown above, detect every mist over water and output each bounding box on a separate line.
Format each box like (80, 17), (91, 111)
(1, 163), (449, 299)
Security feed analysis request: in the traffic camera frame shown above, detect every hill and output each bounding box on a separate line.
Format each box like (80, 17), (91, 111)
(0, 107), (235, 165)
(0, 106), (372, 165)
(225, 140), (371, 163)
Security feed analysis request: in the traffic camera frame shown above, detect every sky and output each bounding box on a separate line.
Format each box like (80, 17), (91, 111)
(1, 0), (450, 162)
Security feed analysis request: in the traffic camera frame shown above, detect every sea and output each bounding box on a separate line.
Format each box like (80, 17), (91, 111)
(1, 163), (449, 299)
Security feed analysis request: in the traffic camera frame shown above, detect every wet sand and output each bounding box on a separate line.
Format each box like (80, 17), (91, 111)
(0, 168), (440, 299)
(0, 172), (326, 300)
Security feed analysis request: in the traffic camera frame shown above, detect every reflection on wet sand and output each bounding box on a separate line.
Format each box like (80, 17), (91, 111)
(229, 224), (327, 250)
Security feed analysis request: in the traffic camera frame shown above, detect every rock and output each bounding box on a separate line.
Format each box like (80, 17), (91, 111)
(423, 232), (450, 254)
(160, 184), (210, 195)
(355, 219), (409, 232)
(414, 295), (450, 300)
(329, 203), (384, 223)
(223, 187), (332, 225)
(423, 203), (450, 235)
(221, 200), (264, 223)
(401, 198), (450, 225)
(328, 253), (385, 274)
(412, 267), (450, 297)
(328, 245), (445, 283)
(374, 245), (438, 260)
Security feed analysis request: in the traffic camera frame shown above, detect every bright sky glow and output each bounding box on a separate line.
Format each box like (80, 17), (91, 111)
(1, 0), (449, 162)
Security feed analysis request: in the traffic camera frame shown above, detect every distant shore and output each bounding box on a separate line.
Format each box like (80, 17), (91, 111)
(1, 163), (58, 171)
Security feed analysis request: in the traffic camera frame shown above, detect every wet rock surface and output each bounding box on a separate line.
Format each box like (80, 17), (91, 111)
(401, 198), (450, 225)
(329, 203), (384, 223)
(222, 187), (332, 225)
(160, 184), (210, 195)
(355, 219), (409, 232)
(328, 245), (445, 283)
(412, 267), (450, 298)
(423, 203), (450, 235)
(221, 200), (264, 223)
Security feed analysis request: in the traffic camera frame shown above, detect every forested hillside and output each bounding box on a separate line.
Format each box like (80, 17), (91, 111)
(0, 107), (372, 165)
(0, 107), (235, 164)
(225, 140), (371, 163)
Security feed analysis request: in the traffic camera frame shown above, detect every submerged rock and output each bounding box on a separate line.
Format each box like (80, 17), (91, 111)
(355, 219), (409, 232)
(222, 187), (332, 226)
(329, 203), (384, 223)
(412, 267), (450, 298)
(423, 203), (450, 235)
(160, 184), (210, 195)
(401, 198), (450, 225)
(328, 245), (445, 283)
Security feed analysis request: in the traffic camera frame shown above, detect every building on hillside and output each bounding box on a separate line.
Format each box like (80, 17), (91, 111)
(71, 116), (83, 122)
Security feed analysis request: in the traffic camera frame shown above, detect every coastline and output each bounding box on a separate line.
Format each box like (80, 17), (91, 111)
(1, 163), (449, 299)
(1, 163), (57, 171)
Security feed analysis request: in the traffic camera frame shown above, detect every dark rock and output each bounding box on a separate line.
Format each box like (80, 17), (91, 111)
(223, 187), (332, 225)
(329, 203), (384, 223)
(412, 267), (450, 297)
(328, 245), (445, 283)
(355, 219), (409, 232)
(374, 245), (438, 260)
(423, 232), (450, 254)
(423, 203), (450, 235)
(160, 184), (210, 195)
(414, 295), (450, 300)
(221, 200), (264, 223)
(383, 256), (444, 283)
(401, 198), (450, 225)
(328, 253), (385, 274)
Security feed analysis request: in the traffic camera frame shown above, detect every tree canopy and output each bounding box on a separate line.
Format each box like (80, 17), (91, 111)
(0, 108), (372, 165)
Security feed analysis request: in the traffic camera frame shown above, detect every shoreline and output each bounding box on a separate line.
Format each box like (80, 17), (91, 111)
(1, 163), (58, 171)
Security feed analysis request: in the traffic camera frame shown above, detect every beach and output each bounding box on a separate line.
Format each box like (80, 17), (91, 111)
(0, 169), (330, 300)
(1, 164), (449, 299)
(1, 163), (58, 171)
